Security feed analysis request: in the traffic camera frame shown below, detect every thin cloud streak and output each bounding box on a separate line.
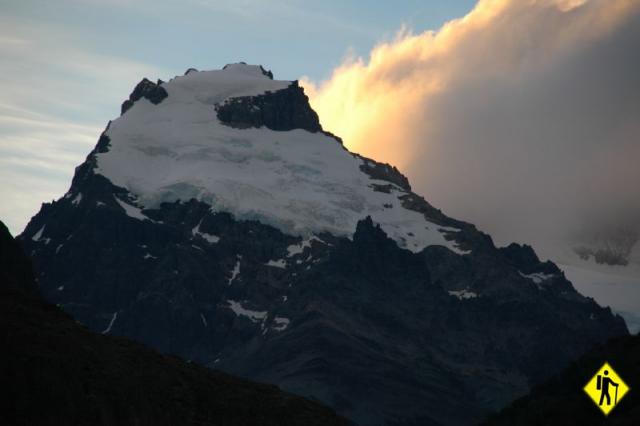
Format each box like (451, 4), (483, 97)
(0, 17), (169, 235)
(193, 0), (379, 40)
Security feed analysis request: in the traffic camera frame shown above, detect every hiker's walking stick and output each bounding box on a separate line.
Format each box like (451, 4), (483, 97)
(615, 385), (619, 405)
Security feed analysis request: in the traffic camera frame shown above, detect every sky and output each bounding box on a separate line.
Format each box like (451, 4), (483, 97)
(0, 0), (476, 236)
(1, 0), (639, 261)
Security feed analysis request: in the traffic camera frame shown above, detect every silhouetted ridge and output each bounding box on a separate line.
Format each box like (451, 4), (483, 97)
(482, 333), (640, 426)
(0, 220), (349, 426)
(0, 221), (37, 296)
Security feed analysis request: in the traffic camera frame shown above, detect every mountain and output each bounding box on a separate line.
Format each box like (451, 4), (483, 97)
(0, 220), (348, 426)
(481, 332), (640, 425)
(19, 63), (628, 425)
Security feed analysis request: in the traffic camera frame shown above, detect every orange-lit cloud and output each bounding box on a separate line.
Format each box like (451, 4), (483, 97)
(302, 0), (640, 256)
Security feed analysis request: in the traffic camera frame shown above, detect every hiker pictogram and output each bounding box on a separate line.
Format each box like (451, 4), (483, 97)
(597, 369), (618, 406)
(583, 362), (630, 415)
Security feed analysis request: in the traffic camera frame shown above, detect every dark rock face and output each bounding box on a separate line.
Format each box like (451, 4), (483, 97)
(481, 333), (640, 426)
(499, 243), (559, 275)
(18, 69), (630, 425)
(0, 220), (348, 426)
(359, 158), (412, 192)
(216, 81), (322, 132)
(121, 78), (168, 115)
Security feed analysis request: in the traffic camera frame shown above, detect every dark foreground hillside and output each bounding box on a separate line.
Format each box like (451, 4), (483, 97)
(0, 221), (349, 426)
(482, 333), (640, 426)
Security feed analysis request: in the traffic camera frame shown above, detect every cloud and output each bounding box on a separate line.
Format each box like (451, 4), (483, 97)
(302, 0), (640, 258)
(192, 0), (378, 39)
(0, 16), (168, 235)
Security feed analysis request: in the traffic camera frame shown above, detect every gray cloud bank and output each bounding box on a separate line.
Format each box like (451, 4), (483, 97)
(305, 0), (640, 260)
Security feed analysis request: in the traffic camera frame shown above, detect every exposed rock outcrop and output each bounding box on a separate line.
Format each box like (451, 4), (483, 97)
(121, 78), (168, 115)
(216, 81), (322, 132)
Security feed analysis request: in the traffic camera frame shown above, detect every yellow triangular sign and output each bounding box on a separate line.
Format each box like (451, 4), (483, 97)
(583, 362), (630, 415)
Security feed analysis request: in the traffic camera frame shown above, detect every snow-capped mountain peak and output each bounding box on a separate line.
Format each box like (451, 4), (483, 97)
(93, 64), (466, 254)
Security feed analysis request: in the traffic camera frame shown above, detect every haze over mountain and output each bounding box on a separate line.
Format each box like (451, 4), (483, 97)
(19, 63), (628, 426)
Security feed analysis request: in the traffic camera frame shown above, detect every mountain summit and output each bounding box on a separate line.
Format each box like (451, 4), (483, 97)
(90, 62), (465, 254)
(20, 63), (628, 425)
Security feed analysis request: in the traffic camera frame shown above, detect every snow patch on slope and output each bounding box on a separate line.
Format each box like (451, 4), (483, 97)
(272, 316), (290, 331)
(191, 221), (220, 243)
(519, 271), (555, 284)
(32, 225), (45, 241)
(519, 271), (556, 289)
(226, 300), (267, 323)
(228, 257), (241, 285)
(265, 259), (287, 269)
(31, 225), (51, 244)
(286, 236), (325, 257)
(114, 196), (155, 222)
(102, 311), (118, 334)
(448, 289), (478, 300)
(71, 193), (82, 205)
